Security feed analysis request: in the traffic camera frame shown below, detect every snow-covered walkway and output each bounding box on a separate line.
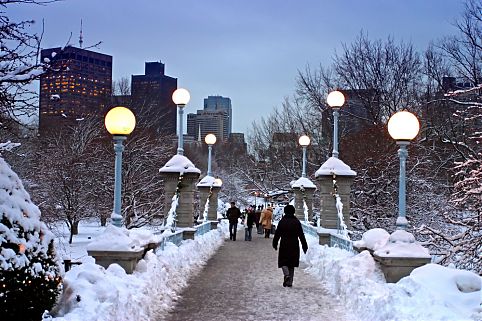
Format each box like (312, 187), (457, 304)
(161, 228), (351, 321)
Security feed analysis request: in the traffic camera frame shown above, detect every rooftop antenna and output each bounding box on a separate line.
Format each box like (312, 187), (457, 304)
(79, 19), (84, 48)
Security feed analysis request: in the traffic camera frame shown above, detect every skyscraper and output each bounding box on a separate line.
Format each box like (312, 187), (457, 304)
(204, 95), (232, 137)
(187, 95), (232, 141)
(130, 61), (177, 134)
(39, 46), (112, 133)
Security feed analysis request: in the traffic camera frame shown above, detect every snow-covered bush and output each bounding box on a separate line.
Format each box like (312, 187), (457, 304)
(0, 157), (62, 320)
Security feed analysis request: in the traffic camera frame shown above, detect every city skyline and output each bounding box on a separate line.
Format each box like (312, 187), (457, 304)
(10, 0), (467, 133)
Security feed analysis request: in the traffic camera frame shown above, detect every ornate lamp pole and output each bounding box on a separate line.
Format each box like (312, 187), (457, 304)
(298, 135), (311, 177)
(105, 106), (136, 227)
(388, 111), (420, 230)
(172, 88), (191, 155)
(327, 90), (345, 158)
(205, 133), (216, 176)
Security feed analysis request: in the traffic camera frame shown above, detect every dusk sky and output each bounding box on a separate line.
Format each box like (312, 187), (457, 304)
(10, 0), (466, 133)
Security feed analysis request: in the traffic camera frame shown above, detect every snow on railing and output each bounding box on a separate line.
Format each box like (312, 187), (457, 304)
(201, 183), (215, 222)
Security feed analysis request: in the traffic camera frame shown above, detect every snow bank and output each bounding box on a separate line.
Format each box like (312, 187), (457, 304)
(52, 225), (226, 321)
(353, 228), (390, 251)
(303, 238), (482, 321)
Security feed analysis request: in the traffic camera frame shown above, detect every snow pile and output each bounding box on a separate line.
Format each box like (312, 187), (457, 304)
(315, 157), (357, 177)
(52, 227), (225, 321)
(86, 225), (161, 252)
(374, 230), (431, 258)
(353, 228), (390, 251)
(303, 239), (482, 321)
(159, 154), (201, 174)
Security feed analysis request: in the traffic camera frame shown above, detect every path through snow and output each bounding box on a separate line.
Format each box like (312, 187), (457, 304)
(160, 228), (352, 321)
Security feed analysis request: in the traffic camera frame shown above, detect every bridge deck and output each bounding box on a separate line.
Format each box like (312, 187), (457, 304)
(161, 228), (350, 321)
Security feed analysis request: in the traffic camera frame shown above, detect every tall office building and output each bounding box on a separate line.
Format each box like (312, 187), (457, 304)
(187, 109), (227, 141)
(187, 95), (232, 141)
(131, 61), (177, 134)
(39, 46), (112, 133)
(204, 96), (232, 137)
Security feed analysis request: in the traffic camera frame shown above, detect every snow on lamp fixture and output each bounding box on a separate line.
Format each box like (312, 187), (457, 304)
(327, 90), (344, 158)
(388, 111), (420, 141)
(105, 106), (136, 135)
(172, 88), (191, 105)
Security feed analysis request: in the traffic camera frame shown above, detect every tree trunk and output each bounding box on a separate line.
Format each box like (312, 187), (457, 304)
(72, 220), (79, 235)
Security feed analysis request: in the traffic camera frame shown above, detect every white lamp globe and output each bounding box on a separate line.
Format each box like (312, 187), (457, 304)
(172, 88), (191, 105)
(388, 111), (420, 141)
(299, 135), (311, 147)
(327, 90), (345, 108)
(205, 133), (217, 145)
(105, 106), (136, 136)
(214, 178), (223, 186)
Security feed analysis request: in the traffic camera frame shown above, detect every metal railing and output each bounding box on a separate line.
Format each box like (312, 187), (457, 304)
(195, 221), (212, 237)
(158, 230), (184, 251)
(301, 222), (319, 238)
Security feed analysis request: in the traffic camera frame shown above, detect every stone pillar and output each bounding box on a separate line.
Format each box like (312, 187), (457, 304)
(197, 175), (222, 222)
(292, 186), (316, 222)
(315, 157), (356, 229)
(159, 155), (201, 228)
(197, 185), (221, 221)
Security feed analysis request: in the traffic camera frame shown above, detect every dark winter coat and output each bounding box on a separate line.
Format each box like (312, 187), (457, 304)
(226, 206), (241, 223)
(272, 212), (308, 268)
(246, 211), (255, 227)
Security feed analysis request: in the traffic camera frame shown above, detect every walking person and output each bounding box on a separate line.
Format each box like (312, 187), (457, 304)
(254, 206), (262, 234)
(272, 205), (308, 287)
(226, 201), (241, 241)
(259, 206), (273, 238)
(244, 206), (255, 241)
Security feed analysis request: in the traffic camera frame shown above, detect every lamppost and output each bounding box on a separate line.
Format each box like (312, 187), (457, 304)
(172, 88), (191, 155)
(105, 106), (136, 227)
(388, 110), (420, 230)
(327, 90), (345, 158)
(205, 133), (216, 176)
(299, 135), (311, 177)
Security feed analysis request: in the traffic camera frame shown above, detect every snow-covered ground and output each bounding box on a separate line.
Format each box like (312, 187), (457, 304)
(45, 221), (482, 321)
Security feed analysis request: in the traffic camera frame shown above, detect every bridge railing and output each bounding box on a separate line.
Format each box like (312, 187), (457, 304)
(195, 221), (212, 237)
(301, 222), (356, 254)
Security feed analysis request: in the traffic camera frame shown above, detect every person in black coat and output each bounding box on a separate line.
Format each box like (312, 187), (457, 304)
(226, 201), (241, 241)
(272, 204), (308, 287)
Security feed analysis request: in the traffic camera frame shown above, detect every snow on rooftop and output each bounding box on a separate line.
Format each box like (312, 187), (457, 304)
(159, 154), (201, 174)
(290, 177), (317, 189)
(315, 157), (357, 177)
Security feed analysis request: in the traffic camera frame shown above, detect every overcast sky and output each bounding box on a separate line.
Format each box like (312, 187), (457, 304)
(10, 0), (466, 133)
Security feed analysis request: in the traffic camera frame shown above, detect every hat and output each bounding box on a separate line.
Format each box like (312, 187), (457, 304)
(284, 205), (295, 215)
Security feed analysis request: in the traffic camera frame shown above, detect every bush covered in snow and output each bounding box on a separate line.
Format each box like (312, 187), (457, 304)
(0, 157), (62, 320)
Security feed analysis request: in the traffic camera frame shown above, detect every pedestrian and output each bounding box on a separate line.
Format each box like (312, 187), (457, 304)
(259, 206), (273, 238)
(272, 204), (308, 287)
(254, 206), (262, 234)
(244, 206), (255, 241)
(226, 201), (241, 241)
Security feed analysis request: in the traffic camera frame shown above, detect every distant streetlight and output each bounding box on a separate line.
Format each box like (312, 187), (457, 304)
(105, 106), (136, 227)
(299, 135), (311, 178)
(205, 133), (217, 176)
(388, 110), (420, 230)
(172, 88), (191, 155)
(327, 90), (345, 158)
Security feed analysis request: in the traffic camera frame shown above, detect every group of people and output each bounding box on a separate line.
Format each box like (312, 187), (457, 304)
(225, 201), (308, 288)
